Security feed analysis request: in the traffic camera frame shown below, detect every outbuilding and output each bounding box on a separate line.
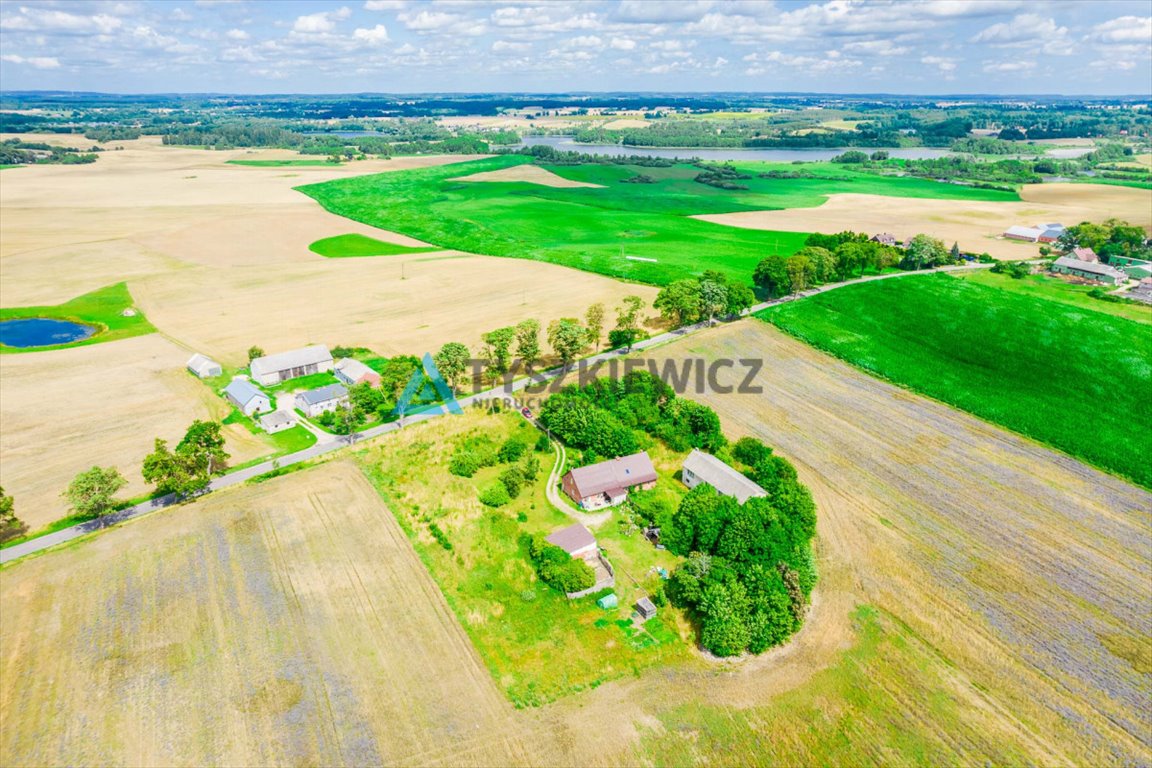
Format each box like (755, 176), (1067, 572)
(545, 522), (599, 561)
(1003, 225), (1044, 242)
(296, 383), (349, 417)
(224, 378), (272, 416)
(681, 449), (767, 504)
(259, 410), (296, 434)
(596, 593), (619, 610)
(334, 357), (382, 388)
(1050, 256), (1127, 285)
(250, 345), (334, 386)
(561, 452), (658, 510)
(186, 353), (222, 379)
(634, 597), (657, 620)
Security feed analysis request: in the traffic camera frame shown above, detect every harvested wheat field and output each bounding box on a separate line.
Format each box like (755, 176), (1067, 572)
(696, 183), (1152, 260)
(451, 163), (604, 187)
(0, 335), (266, 530)
(130, 255), (655, 367)
(0, 462), (534, 767)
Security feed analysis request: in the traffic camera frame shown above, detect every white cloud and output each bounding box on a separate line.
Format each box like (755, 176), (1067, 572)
(843, 39), (909, 57)
(225, 28), (249, 40)
(1088, 16), (1152, 45)
(364, 0), (407, 9)
(492, 40), (530, 53)
(616, 0), (715, 23)
(921, 55), (957, 72)
(399, 10), (458, 30)
(566, 35), (603, 48)
(292, 7), (351, 34)
(610, 37), (636, 50)
(983, 59), (1036, 73)
(170, 8), (193, 22)
(0, 8), (123, 34)
(353, 24), (390, 44)
(1, 53), (61, 69)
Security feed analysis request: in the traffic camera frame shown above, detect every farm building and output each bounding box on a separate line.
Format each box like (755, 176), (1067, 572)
(1037, 224), (1065, 243)
(223, 378), (271, 416)
(561, 451), (657, 509)
(1003, 225), (1045, 242)
(871, 232), (897, 247)
(250, 345), (334, 386)
(186, 353), (222, 379)
(546, 522), (599, 560)
(1050, 256), (1127, 286)
(259, 411), (295, 434)
(296, 383), (349, 417)
(681, 449), (768, 504)
(334, 357), (382, 388)
(634, 597), (658, 620)
(1127, 278), (1152, 304)
(1071, 247), (1098, 262)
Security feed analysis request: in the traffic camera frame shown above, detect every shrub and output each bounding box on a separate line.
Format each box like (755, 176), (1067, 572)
(526, 533), (596, 593)
(479, 482), (511, 507)
(428, 522), (453, 550)
(499, 466), (525, 499)
(498, 437), (528, 463)
(449, 451), (481, 478)
(521, 454), (541, 482)
(732, 436), (772, 467)
(534, 434), (551, 452)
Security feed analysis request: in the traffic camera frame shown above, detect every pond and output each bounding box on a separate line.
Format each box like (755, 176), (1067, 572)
(515, 135), (954, 162)
(0, 318), (98, 348)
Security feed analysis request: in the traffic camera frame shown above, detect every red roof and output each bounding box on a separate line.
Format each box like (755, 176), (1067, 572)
(564, 452), (657, 499)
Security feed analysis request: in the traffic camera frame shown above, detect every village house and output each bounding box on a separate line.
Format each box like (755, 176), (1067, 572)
(546, 522), (615, 597)
(681, 449), (768, 504)
(250, 345), (334, 386)
(259, 410), (295, 434)
(334, 357), (382, 388)
(561, 451), (658, 510)
(1050, 256), (1127, 286)
(296, 383), (349, 417)
(186, 353), (222, 379)
(870, 232), (897, 247)
(223, 378), (271, 417)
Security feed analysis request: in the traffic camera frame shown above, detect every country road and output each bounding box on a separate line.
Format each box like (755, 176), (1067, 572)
(0, 263), (990, 565)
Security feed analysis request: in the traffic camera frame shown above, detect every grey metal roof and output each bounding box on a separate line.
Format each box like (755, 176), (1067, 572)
(335, 357), (377, 381)
(297, 383), (348, 406)
(186, 353), (220, 373)
(1052, 256), (1126, 279)
(250, 345), (332, 377)
(259, 411), (294, 429)
(546, 523), (597, 555)
(682, 449), (767, 504)
(224, 378), (265, 407)
(566, 452), (657, 499)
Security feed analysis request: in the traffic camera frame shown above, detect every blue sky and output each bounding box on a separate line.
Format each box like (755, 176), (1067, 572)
(1, 1), (1149, 95)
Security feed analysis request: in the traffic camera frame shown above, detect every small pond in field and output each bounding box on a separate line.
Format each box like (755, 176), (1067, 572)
(0, 318), (97, 348)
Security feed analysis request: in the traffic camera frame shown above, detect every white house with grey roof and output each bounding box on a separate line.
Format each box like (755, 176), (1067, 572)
(250, 345), (334, 386)
(224, 378), (272, 417)
(186, 353), (222, 379)
(296, 383), (349, 417)
(681, 449), (768, 505)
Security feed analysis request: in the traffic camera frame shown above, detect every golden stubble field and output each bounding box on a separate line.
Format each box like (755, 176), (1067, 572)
(696, 184), (1152, 260)
(2, 322), (1148, 766)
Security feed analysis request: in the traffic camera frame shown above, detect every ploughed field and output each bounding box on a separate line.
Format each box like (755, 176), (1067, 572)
(759, 272), (1152, 488)
(297, 155), (1017, 285)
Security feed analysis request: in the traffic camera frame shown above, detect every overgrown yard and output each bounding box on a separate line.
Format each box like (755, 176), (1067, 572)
(760, 272), (1152, 488)
(0, 282), (154, 352)
(356, 407), (695, 707)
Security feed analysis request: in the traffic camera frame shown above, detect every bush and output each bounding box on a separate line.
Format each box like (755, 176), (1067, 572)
(499, 466), (525, 499)
(732, 436), (772, 467)
(428, 522), (453, 550)
(479, 482), (511, 507)
(534, 434), (551, 452)
(449, 451), (481, 478)
(526, 533), (596, 593)
(521, 454), (541, 482)
(498, 437), (528, 463)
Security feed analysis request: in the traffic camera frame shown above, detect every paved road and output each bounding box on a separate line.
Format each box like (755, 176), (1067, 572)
(0, 263), (989, 565)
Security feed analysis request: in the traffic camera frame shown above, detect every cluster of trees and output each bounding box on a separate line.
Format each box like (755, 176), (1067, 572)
(1058, 219), (1151, 261)
(449, 431), (543, 507)
(525, 532), (595, 594)
(664, 437), (817, 657)
(654, 272), (756, 327)
(990, 260), (1032, 279)
(142, 420), (229, 498)
(539, 370), (725, 464)
(0, 138), (99, 165)
(950, 137), (1042, 155)
(831, 150), (891, 164)
(0, 487), (26, 544)
(509, 143), (676, 167)
(693, 163), (752, 190)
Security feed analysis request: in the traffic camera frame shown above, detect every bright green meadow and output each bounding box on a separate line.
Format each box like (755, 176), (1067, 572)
(297, 156), (1017, 285)
(760, 273), (1152, 488)
(0, 282), (155, 353)
(308, 233), (439, 258)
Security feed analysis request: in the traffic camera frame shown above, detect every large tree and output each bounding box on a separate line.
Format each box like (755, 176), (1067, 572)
(654, 279), (702, 326)
(433, 342), (470, 394)
(482, 326), (517, 375)
(515, 319), (541, 368)
(585, 303), (605, 350)
(63, 466), (127, 520)
(142, 439), (201, 497)
(0, 486), (27, 544)
(698, 279), (729, 324)
(753, 255), (791, 298)
(547, 317), (589, 371)
(903, 234), (948, 270)
(177, 420), (229, 475)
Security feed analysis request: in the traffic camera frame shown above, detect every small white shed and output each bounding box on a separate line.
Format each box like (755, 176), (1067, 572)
(187, 353), (222, 379)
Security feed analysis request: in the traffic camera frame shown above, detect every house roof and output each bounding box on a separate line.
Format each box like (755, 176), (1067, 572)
(259, 411), (294, 429)
(1052, 256), (1126, 279)
(187, 353), (219, 372)
(250, 345), (332, 377)
(546, 523), (597, 555)
(1039, 228), (1063, 240)
(1071, 247), (1098, 262)
(335, 357), (378, 381)
(224, 378), (265, 407)
(682, 449), (768, 504)
(297, 383), (348, 406)
(565, 452), (657, 499)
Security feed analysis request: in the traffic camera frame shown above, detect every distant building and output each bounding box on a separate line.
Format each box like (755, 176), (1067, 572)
(250, 345), (334, 386)
(334, 357), (382, 388)
(295, 383), (349, 417)
(1003, 225), (1045, 242)
(1050, 256), (1127, 286)
(1071, 247), (1098, 263)
(870, 232), (897, 247)
(681, 449), (768, 505)
(1037, 227), (1064, 244)
(224, 378), (271, 416)
(259, 411), (295, 434)
(561, 451), (658, 510)
(186, 353), (222, 379)
(1127, 277), (1152, 304)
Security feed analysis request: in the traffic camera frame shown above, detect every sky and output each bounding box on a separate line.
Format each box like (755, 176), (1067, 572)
(0, 0), (1150, 95)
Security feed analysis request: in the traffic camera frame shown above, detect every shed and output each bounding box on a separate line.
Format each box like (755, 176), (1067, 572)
(596, 593), (618, 610)
(634, 597), (657, 620)
(545, 522), (599, 560)
(334, 357), (382, 388)
(187, 353), (222, 379)
(259, 410), (295, 434)
(223, 378), (271, 416)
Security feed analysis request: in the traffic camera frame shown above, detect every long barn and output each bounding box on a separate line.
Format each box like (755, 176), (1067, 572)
(249, 345), (334, 386)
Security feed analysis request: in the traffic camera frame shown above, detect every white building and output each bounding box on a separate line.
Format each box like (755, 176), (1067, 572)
(296, 383), (349, 417)
(259, 411), (296, 434)
(223, 378), (272, 416)
(186, 353), (222, 379)
(250, 345), (334, 386)
(681, 449), (768, 505)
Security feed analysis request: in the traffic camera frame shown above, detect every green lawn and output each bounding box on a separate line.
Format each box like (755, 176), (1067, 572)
(0, 282), (155, 353)
(297, 155), (1016, 286)
(954, 269), (1152, 324)
(262, 370), (340, 394)
(356, 409), (692, 707)
(227, 159), (341, 167)
(760, 273), (1152, 488)
(308, 233), (439, 258)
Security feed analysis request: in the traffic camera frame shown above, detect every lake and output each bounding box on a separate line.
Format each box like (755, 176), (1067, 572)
(516, 135), (953, 162)
(0, 318), (97, 348)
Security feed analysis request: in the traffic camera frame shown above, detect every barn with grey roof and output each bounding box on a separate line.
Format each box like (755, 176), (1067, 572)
(224, 378), (271, 416)
(250, 345), (334, 386)
(681, 449), (767, 504)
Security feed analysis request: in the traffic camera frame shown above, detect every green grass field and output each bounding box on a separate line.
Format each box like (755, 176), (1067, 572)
(760, 273), (1152, 488)
(308, 233), (438, 258)
(227, 159), (340, 167)
(953, 269), (1152, 324)
(0, 282), (155, 353)
(298, 155), (1016, 285)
